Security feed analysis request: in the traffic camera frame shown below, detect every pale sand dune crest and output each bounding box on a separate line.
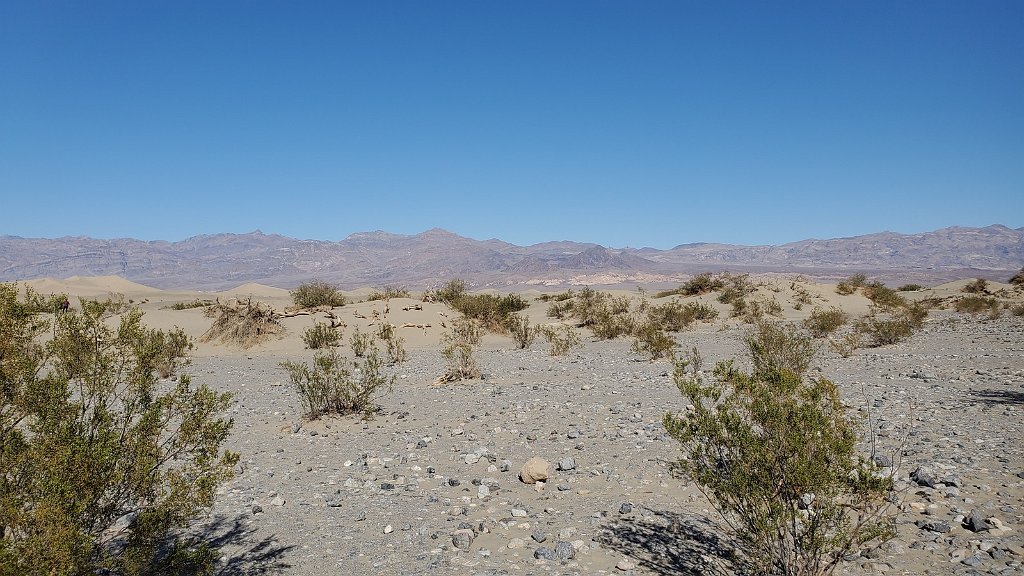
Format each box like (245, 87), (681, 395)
(217, 283), (291, 298)
(24, 275), (161, 297)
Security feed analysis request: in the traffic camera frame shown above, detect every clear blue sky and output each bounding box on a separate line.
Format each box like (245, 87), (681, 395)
(1, 1), (1021, 248)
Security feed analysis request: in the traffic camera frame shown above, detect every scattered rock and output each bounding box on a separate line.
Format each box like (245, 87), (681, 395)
(452, 529), (474, 551)
(520, 457), (550, 484)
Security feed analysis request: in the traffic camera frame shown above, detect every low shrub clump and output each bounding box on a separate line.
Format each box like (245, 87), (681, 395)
(746, 320), (817, 375)
(962, 278), (989, 294)
(349, 327), (371, 357)
(538, 290), (574, 302)
(631, 323), (676, 360)
(377, 322), (408, 364)
(855, 304), (927, 347)
(167, 298), (215, 310)
(450, 292), (529, 332)
(1010, 268), (1024, 286)
(1011, 303), (1024, 317)
(664, 346), (895, 576)
(835, 273), (868, 295)
(506, 314), (537, 349)
(302, 322), (342, 349)
(291, 280), (347, 309)
(202, 298), (284, 348)
(655, 273), (725, 298)
(540, 324), (582, 356)
(438, 318), (483, 382)
(367, 286), (411, 301)
(803, 307), (849, 337)
(954, 295), (1000, 315)
(424, 279), (467, 305)
(282, 347), (393, 420)
(862, 282), (907, 310)
(897, 284), (924, 292)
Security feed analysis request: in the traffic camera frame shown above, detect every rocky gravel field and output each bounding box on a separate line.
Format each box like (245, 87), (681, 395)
(182, 311), (1024, 576)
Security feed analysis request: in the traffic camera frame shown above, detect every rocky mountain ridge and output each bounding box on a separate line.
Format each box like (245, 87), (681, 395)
(1, 225), (1021, 290)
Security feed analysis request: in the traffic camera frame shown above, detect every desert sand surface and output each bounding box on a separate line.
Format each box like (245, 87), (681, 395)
(10, 274), (1024, 575)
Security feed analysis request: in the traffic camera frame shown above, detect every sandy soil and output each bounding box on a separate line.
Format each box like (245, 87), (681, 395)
(14, 275), (1024, 575)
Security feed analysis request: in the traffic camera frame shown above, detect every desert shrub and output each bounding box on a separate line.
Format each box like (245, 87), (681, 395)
(757, 296), (783, 317)
(646, 301), (695, 332)
(202, 298), (283, 348)
(590, 309), (636, 339)
(716, 273), (755, 305)
(282, 346), (393, 420)
(450, 292), (529, 332)
(862, 283), (907, 310)
(377, 322), (408, 364)
(538, 290), (574, 302)
(571, 287), (607, 327)
(1010, 268), (1024, 286)
(897, 284), (923, 292)
(1011, 303), (1024, 316)
(302, 322), (342, 349)
(687, 301), (719, 322)
(438, 318), (483, 382)
(962, 278), (989, 294)
(729, 297), (748, 318)
(291, 280), (347, 309)
(0, 285), (237, 574)
(167, 298), (214, 310)
(630, 323), (676, 360)
(954, 295), (1000, 315)
(746, 320), (817, 375)
(664, 349), (895, 576)
(540, 324), (582, 356)
(856, 314), (916, 347)
(506, 314), (537, 349)
(366, 286), (411, 301)
(803, 307), (849, 337)
(835, 273), (868, 295)
(656, 273), (725, 298)
(791, 284), (814, 310)
(425, 279), (468, 305)
(349, 327), (371, 357)
(546, 300), (573, 320)
(828, 332), (862, 358)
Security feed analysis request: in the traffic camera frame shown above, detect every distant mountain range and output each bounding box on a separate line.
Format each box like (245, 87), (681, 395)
(1, 225), (1022, 290)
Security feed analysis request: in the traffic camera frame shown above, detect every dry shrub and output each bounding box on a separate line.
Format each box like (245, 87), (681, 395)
(438, 318), (482, 383)
(897, 284), (924, 292)
(962, 278), (989, 294)
(202, 299), (283, 348)
(835, 273), (868, 295)
(1011, 303), (1024, 317)
(377, 322), (408, 364)
(366, 286), (411, 301)
(282, 347), (393, 420)
(631, 323), (676, 360)
(506, 313), (537, 349)
(855, 304), (927, 347)
(828, 332), (861, 358)
(540, 324), (582, 356)
(954, 295), (1000, 315)
(1010, 268), (1024, 286)
(862, 283), (907, 310)
(656, 273), (725, 298)
(803, 307), (849, 337)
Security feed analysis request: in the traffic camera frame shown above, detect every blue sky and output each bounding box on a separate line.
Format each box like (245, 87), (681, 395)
(1, 1), (1021, 248)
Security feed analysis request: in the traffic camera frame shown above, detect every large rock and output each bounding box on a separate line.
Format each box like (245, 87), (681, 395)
(519, 457), (551, 484)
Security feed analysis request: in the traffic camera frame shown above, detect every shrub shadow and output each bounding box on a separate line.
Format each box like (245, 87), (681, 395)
(595, 508), (748, 576)
(198, 514), (295, 575)
(971, 389), (1024, 406)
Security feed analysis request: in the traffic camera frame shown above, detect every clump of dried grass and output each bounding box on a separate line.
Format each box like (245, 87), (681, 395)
(202, 298), (284, 348)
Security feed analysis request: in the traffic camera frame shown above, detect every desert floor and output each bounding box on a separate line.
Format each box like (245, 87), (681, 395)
(21, 275), (1024, 575)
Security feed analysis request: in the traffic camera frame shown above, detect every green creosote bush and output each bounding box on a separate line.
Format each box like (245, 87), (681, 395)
(663, 347), (896, 576)
(376, 322), (408, 365)
(302, 322), (342, 349)
(167, 298), (214, 310)
(655, 273), (726, 298)
(349, 327), (371, 358)
(746, 320), (818, 375)
(449, 293), (529, 333)
(506, 313), (537, 349)
(835, 273), (868, 295)
(438, 318), (483, 383)
(954, 295), (1000, 314)
(424, 279), (467, 306)
(803, 307), (850, 337)
(962, 278), (989, 294)
(0, 284), (238, 575)
(537, 290), (574, 303)
(828, 332), (862, 358)
(366, 286), (411, 301)
(281, 345), (393, 420)
(291, 280), (347, 309)
(546, 300), (573, 320)
(855, 303), (927, 347)
(540, 324), (582, 357)
(897, 284), (924, 292)
(862, 282), (907, 310)
(630, 323), (676, 361)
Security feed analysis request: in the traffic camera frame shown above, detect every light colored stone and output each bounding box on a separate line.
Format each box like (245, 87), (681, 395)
(520, 457), (550, 484)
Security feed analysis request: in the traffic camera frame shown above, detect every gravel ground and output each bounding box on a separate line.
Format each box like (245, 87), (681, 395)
(187, 312), (1024, 575)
